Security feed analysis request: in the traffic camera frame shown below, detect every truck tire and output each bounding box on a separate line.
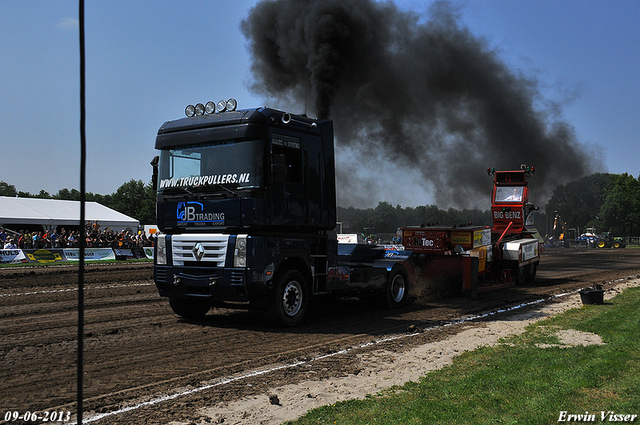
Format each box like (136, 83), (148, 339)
(269, 270), (308, 327)
(525, 263), (537, 284)
(383, 267), (409, 308)
(515, 265), (527, 285)
(168, 297), (210, 319)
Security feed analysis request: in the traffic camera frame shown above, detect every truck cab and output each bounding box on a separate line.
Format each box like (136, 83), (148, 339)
(152, 102), (337, 325)
(152, 102), (411, 326)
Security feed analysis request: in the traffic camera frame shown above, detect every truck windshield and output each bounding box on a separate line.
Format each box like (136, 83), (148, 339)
(495, 186), (523, 203)
(157, 139), (263, 193)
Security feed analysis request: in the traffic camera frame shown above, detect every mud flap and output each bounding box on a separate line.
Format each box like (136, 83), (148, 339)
(462, 256), (479, 297)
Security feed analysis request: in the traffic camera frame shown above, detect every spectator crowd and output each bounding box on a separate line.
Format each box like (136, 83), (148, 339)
(1, 222), (155, 250)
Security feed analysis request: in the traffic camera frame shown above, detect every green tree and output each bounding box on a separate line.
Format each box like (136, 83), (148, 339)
(337, 205), (371, 233)
(108, 179), (156, 224)
(337, 203), (491, 235)
(87, 192), (110, 205)
(409, 205), (446, 226)
(54, 188), (81, 200)
(545, 173), (612, 234)
(371, 202), (399, 233)
(599, 173), (640, 236)
(0, 181), (17, 197)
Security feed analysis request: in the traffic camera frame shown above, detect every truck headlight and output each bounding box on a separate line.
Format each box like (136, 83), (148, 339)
(156, 234), (167, 265)
(234, 235), (248, 267)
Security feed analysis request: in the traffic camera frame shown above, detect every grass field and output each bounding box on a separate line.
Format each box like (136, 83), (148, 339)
(287, 287), (640, 425)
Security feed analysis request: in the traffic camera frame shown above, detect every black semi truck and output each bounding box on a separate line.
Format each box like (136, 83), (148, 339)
(151, 101), (410, 326)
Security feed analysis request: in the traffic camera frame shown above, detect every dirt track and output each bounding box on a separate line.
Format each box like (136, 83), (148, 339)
(1, 248), (639, 424)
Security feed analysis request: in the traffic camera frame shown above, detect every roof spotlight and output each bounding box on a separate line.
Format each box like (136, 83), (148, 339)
(226, 98), (237, 111)
(185, 104), (196, 117)
(217, 100), (227, 113)
(194, 103), (205, 116)
(205, 101), (216, 114)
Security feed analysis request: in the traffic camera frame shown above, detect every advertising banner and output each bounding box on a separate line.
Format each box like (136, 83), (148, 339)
(402, 229), (448, 254)
(63, 248), (116, 261)
(0, 249), (28, 264)
(521, 240), (539, 261)
(337, 234), (362, 244)
(24, 249), (67, 264)
(143, 246), (154, 260)
(113, 248), (135, 260)
(130, 247), (151, 259)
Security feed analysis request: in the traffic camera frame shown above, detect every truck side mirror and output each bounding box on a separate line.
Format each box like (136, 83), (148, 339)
(150, 156), (159, 191)
(270, 154), (287, 184)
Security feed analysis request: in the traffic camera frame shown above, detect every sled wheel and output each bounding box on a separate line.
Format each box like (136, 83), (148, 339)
(525, 263), (538, 284)
(383, 267), (409, 308)
(515, 265), (527, 285)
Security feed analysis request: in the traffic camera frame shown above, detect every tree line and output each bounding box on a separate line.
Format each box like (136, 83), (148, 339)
(2, 172), (638, 236)
(338, 203), (492, 235)
(545, 172), (640, 237)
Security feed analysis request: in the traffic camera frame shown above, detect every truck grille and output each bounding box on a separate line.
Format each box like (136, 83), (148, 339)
(171, 234), (229, 267)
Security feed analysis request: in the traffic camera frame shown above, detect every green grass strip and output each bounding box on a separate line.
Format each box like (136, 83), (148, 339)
(288, 287), (640, 425)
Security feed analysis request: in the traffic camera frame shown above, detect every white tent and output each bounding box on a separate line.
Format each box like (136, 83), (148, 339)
(0, 197), (139, 232)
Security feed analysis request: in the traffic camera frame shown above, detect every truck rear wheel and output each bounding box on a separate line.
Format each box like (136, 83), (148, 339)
(268, 270), (308, 327)
(168, 297), (210, 319)
(383, 267), (409, 308)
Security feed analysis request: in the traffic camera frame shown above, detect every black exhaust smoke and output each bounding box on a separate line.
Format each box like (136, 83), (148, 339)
(241, 0), (601, 209)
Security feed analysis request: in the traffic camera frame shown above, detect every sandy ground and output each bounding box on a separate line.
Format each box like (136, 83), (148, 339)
(178, 279), (638, 425)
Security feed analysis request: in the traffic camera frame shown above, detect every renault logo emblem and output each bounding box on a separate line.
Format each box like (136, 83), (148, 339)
(192, 242), (205, 261)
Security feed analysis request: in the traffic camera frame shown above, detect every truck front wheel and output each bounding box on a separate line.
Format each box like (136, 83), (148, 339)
(168, 297), (210, 319)
(269, 270), (308, 327)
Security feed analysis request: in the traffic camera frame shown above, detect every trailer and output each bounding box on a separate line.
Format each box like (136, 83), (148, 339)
(384, 165), (540, 297)
(151, 102), (541, 325)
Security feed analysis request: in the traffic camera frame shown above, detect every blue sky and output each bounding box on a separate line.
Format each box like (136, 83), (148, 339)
(1, 1), (639, 207)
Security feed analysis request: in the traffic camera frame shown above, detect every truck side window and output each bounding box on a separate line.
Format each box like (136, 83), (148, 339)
(272, 144), (302, 184)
